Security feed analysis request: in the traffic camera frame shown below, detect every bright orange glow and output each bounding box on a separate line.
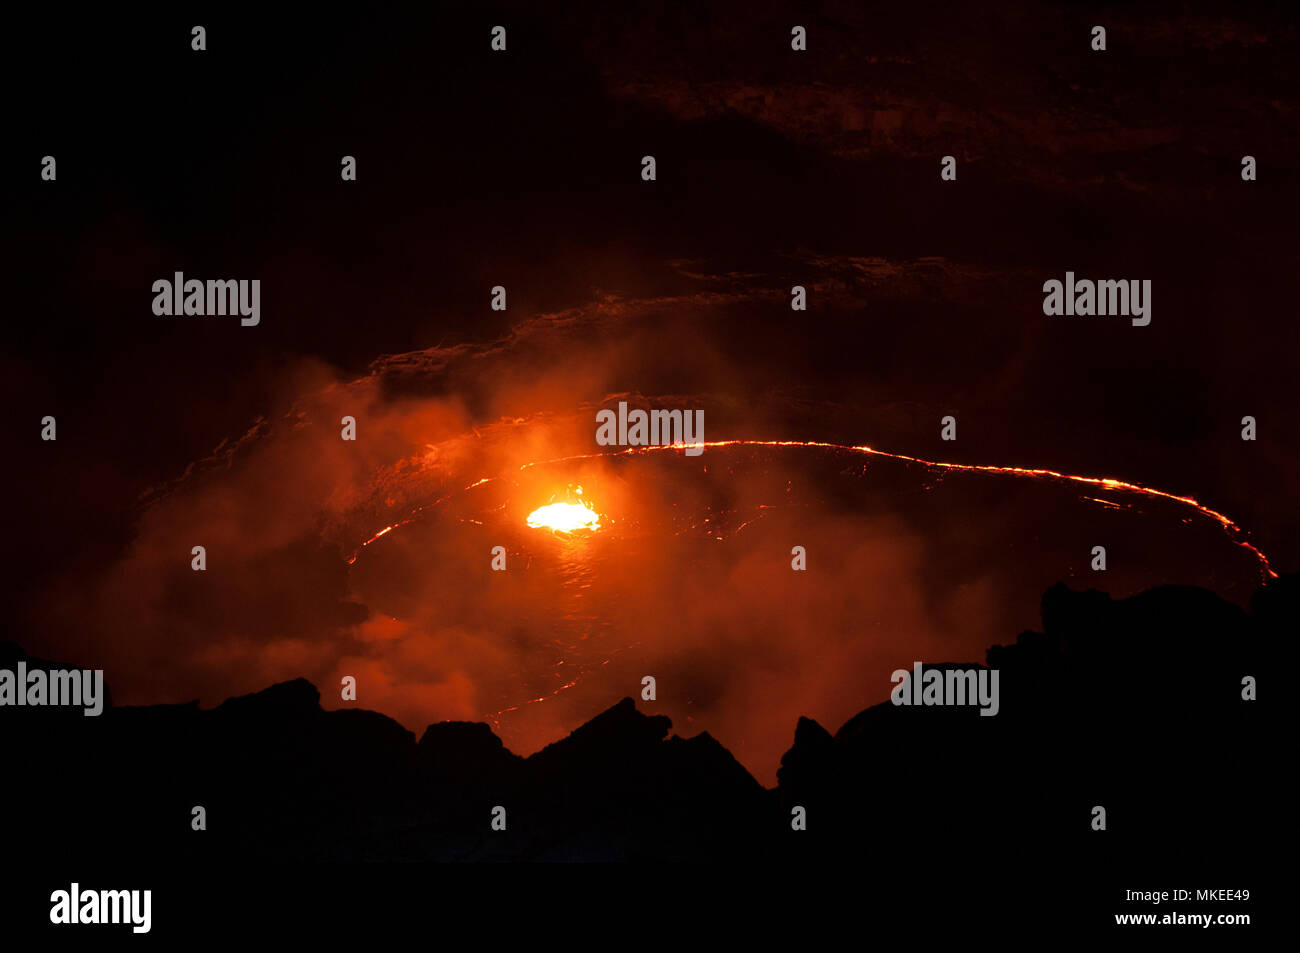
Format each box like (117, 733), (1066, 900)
(349, 439), (1276, 581)
(526, 501), (602, 532)
(515, 439), (1278, 579)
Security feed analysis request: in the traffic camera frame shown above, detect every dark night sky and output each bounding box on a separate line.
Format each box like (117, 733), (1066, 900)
(4, 2), (1297, 780)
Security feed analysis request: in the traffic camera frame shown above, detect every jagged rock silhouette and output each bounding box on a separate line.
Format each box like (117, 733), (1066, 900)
(1, 577), (1286, 867)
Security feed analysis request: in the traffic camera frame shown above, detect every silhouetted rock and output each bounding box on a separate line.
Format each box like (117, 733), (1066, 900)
(1252, 571), (1300, 639)
(419, 720), (522, 785)
(528, 697), (672, 774)
(212, 678), (322, 719)
(0, 578), (1285, 867)
(776, 716), (833, 800)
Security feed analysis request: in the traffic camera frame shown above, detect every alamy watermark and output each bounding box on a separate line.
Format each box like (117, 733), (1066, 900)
(0, 663), (104, 716)
(152, 272), (260, 326)
(1042, 272), (1151, 326)
(50, 883), (151, 933)
(596, 401), (705, 456)
(890, 662), (1000, 716)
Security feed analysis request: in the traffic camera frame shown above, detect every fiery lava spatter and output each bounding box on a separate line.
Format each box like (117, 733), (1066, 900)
(526, 501), (602, 532)
(525, 501), (600, 530)
(526, 485), (602, 532)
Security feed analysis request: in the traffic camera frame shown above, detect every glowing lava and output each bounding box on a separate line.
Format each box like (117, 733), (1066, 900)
(515, 440), (1278, 579)
(526, 501), (602, 532)
(349, 439), (1276, 581)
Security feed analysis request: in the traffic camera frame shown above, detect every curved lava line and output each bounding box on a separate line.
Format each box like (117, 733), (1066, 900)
(348, 439), (1277, 580)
